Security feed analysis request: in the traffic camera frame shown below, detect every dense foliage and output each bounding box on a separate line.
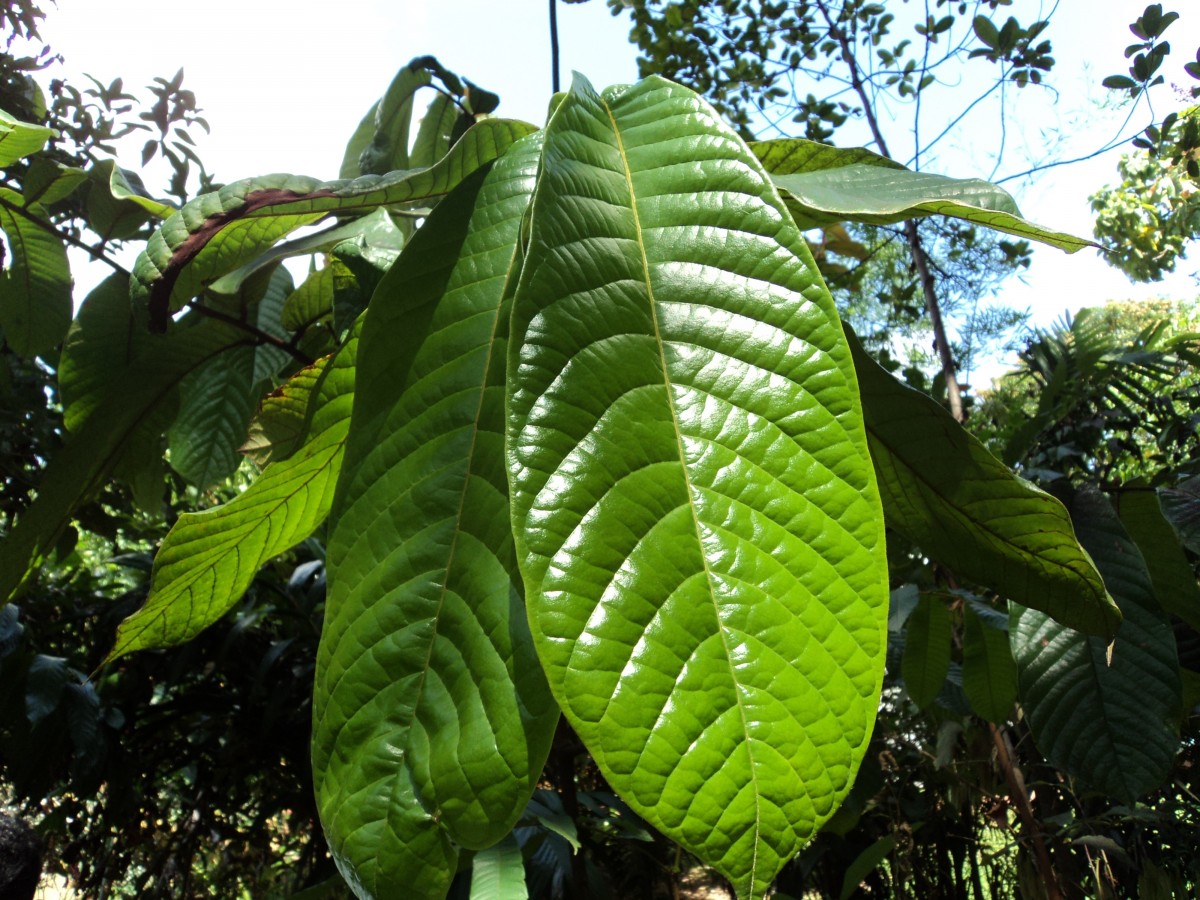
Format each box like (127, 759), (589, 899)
(0, 3), (1198, 900)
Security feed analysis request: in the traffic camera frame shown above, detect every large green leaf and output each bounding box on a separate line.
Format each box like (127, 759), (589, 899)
(751, 138), (1094, 252)
(313, 133), (555, 898)
(506, 75), (888, 899)
(847, 327), (1121, 638)
(1011, 487), (1181, 803)
(1116, 487), (1200, 632)
(106, 324), (359, 662)
(131, 117), (536, 331)
(0, 108), (54, 166)
(0, 188), (71, 357)
(0, 318), (252, 602)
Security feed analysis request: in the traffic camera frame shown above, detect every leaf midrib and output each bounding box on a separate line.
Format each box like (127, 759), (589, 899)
(601, 93), (764, 892)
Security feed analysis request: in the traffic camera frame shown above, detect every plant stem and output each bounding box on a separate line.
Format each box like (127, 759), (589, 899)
(816, 0), (966, 421)
(549, 0), (561, 94)
(989, 722), (1063, 900)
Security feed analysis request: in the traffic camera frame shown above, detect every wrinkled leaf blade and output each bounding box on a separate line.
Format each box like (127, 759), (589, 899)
(507, 75), (888, 899)
(847, 327), (1120, 638)
(1011, 487), (1181, 803)
(314, 134), (556, 897)
(132, 118), (537, 330)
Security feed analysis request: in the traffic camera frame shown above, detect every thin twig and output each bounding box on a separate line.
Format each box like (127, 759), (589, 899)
(816, 0), (965, 420)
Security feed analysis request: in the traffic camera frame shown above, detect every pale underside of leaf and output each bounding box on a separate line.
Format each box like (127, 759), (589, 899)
(507, 75), (888, 899)
(314, 134), (555, 898)
(761, 157), (1093, 252)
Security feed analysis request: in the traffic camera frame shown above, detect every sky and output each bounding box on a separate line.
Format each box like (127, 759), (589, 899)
(35, 0), (1200, 382)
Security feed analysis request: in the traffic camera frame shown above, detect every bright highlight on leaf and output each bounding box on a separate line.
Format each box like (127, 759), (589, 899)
(507, 74), (888, 899)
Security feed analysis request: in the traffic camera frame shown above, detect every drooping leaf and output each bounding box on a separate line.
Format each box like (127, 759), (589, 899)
(1116, 487), (1200, 632)
(342, 56), (467, 179)
(1011, 486), (1181, 804)
(106, 323), (359, 662)
(0, 188), (71, 357)
(752, 139), (1094, 252)
(961, 600), (1017, 723)
(846, 326), (1121, 638)
(469, 836), (528, 900)
(0, 317), (252, 602)
(86, 161), (156, 241)
(132, 117), (537, 331)
(838, 835), (898, 900)
(901, 596), (951, 708)
(0, 108), (54, 166)
(507, 75), (888, 899)
(314, 134), (556, 898)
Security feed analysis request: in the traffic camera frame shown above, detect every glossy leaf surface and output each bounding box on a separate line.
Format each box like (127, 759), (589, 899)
(752, 138), (1093, 252)
(314, 135), (555, 898)
(1011, 487), (1181, 803)
(107, 324), (358, 662)
(847, 328), (1120, 638)
(507, 75), (888, 898)
(131, 118), (535, 331)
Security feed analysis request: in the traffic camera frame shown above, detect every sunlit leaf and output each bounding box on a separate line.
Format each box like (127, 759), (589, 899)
(507, 75), (887, 899)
